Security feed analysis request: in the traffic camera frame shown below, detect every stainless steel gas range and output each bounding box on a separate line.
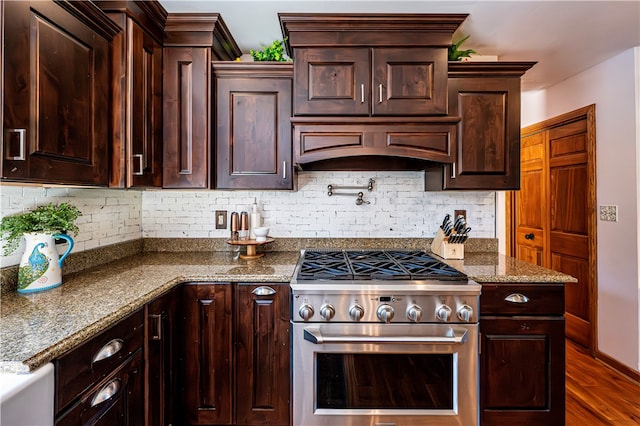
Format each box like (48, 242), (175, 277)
(290, 249), (481, 426)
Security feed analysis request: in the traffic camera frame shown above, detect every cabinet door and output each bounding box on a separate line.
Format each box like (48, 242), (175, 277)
(55, 350), (144, 426)
(215, 74), (292, 189)
(108, 15), (163, 188)
(372, 48), (447, 115)
(163, 47), (210, 188)
(235, 283), (291, 426)
(448, 77), (521, 189)
(293, 47), (370, 115)
(182, 284), (233, 425)
(2, 1), (110, 185)
(480, 317), (565, 425)
(146, 287), (180, 426)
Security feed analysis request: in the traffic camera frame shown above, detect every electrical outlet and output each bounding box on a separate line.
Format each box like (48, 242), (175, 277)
(215, 210), (228, 229)
(454, 209), (467, 221)
(599, 205), (618, 222)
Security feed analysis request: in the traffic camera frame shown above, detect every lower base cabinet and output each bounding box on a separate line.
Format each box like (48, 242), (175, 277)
(480, 283), (566, 425)
(181, 282), (290, 426)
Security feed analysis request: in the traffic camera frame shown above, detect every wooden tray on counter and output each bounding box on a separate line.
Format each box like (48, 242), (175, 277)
(226, 237), (274, 259)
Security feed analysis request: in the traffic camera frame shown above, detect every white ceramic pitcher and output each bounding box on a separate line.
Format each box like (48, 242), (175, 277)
(18, 232), (74, 293)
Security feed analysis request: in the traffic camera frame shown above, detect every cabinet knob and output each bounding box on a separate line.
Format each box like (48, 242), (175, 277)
(524, 233), (535, 240)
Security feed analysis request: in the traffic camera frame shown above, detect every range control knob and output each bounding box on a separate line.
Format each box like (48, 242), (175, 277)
(319, 304), (335, 321)
(298, 303), (314, 321)
(406, 304), (423, 322)
(457, 304), (474, 322)
(436, 305), (453, 322)
(349, 304), (365, 322)
(377, 304), (395, 323)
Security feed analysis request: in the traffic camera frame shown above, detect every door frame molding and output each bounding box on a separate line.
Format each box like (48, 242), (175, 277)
(507, 104), (597, 355)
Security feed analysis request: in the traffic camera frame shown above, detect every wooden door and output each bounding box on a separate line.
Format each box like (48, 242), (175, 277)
(235, 283), (290, 426)
(107, 13), (163, 188)
(214, 63), (293, 189)
(514, 131), (547, 266)
(548, 118), (592, 348)
(146, 287), (180, 426)
(2, 1), (114, 185)
(293, 47), (370, 115)
(509, 105), (596, 351)
(480, 317), (565, 425)
(182, 283), (233, 425)
(372, 48), (447, 115)
(163, 47), (211, 188)
(130, 19), (163, 187)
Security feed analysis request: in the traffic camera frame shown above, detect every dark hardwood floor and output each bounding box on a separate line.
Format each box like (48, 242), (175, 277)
(566, 340), (640, 425)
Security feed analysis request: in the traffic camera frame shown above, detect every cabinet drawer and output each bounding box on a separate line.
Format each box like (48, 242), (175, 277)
(55, 310), (144, 413)
(55, 350), (143, 426)
(480, 284), (564, 316)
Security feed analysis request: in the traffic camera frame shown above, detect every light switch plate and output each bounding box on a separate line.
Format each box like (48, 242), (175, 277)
(599, 205), (618, 222)
(215, 210), (228, 229)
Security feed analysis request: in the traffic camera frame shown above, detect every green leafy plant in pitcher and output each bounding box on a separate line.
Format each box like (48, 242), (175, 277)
(1, 203), (81, 293)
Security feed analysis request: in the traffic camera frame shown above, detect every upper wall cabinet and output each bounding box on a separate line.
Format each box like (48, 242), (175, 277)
(98, 1), (167, 188)
(293, 47), (447, 116)
(162, 13), (241, 189)
(425, 62), (536, 191)
(213, 63), (294, 190)
(1, 1), (119, 185)
(279, 14), (467, 171)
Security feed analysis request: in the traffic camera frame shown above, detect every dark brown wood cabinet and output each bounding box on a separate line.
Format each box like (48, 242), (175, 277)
(162, 14), (241, 189)
(54, 310), (145, 425)
(182, 282), (290, 426)
(145, 286), (181, 426)
(425, 62), (535, 190)
(213, 63), (293, 190)
(99, 1), (166, 188)
(235, 283), (290, 426)
(480, 283), (566, 425)
(293, 47), (447, 116)
(1, 0), (119, 185)
(182, 283), (233, 425)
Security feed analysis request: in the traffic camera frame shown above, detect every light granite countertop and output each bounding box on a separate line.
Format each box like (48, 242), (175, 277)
(0, 248), (575, 373)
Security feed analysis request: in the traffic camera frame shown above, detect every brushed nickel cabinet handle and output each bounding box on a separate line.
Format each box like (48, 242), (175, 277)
(4, 129), (26, 160)
(252, 286), (276, 296)
(93, 338), (124, 363)
(378, 84), (383, 104)
(283, 161), (287, 179)
(90, 379), (121, 407)
(360, 84), (365, 103)
(451, 163), (456, 179)
(149, 314), (162, 340)
(133, 154), (144, 176)
(504, 293), (530, 304)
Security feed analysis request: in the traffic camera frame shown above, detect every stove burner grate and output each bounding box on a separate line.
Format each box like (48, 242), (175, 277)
(296, 249), (467, 281)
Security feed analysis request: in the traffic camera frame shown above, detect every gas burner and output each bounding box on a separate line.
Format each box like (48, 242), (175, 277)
(296, 249), (467, 281)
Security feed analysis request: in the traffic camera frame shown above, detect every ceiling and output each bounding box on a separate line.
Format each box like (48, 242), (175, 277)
(159, 1), (640, 91)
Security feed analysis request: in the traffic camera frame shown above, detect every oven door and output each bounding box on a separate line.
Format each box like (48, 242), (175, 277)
(292, 322), (478, 426)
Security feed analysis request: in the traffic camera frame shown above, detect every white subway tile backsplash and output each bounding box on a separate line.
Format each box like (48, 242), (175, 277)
(1, 172), (496, 267)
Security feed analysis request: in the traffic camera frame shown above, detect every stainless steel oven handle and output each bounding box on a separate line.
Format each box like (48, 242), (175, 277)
(303, 327), (468, 345)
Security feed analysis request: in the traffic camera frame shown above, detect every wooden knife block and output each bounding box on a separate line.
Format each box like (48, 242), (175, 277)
(431, 228), (464, 260)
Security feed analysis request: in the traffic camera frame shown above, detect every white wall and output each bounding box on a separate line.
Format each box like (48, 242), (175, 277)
(519, 47), (640, 371)
(0, 185), (142, 267)
(142, 171), (496, 239)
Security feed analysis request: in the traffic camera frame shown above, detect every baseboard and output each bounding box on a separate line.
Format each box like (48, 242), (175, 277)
(596, 349), (640, 384)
